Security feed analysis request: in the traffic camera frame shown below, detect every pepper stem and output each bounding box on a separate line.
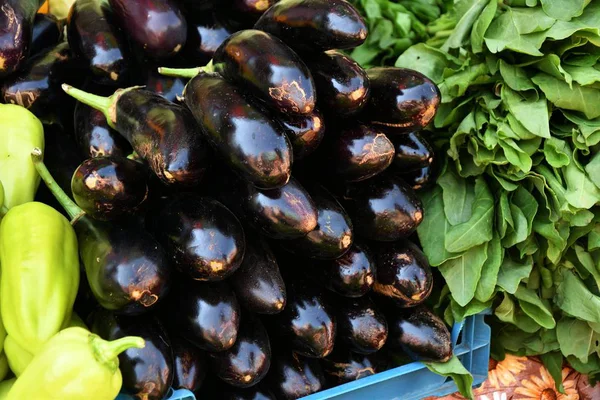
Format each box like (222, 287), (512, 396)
(90, 334), (145, 373)
(0, 205), (8, 218)
(158, 60), (215, 78)
(61, 84), (117, 129)
(31, 148), (86, 225)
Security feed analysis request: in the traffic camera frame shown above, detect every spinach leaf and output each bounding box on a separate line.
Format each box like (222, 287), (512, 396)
(438, 165), (475, 225)
(514, 286), (556, 329)
(540, 351), (566, 393)
(496, 255), (534, 294)
(540, 0), (588, 21)
(532, 73), (600, 119)
(555, 269), (600, 323)
(470, 0), (497, 53)
(499, 60), (536, 91)
(502, 86), (551, 138)
(425, 355), (474, 400)
(484, 9), (546, 56)
(557, 317), (600, 363)
(586, 152), (600, 189)
(439, 243), (488, 306)
(475, 233), (503, 302)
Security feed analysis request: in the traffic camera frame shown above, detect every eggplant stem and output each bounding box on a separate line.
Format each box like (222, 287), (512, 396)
(158, 60), (215, 78)
(61, 84), (116, 129)
(31, 148), (86, 225)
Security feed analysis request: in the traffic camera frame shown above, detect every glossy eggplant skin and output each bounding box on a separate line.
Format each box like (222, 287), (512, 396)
(308, 50), (370, 115)
(387, 306), (452, 362)
(108, 0), (187, 59)
(281, 185), (353, 260)
(152, 194), (245, 281)
(322, 348), (377, 384)
(75, 217), (171, 315)
(372, 240), (433, 308)
(67, 0), (130, 85)
(229, 235), (286, 314)
(0, 0), (43, 77)
(323, 123), (394, 182)
(271, 279), (336, 358)
(335, 296), (387, 354)
(278, 110), (326, 160)
(208, 315), (271, 388)
(341, 173), (423, 241)
(143, 67), (186, 103)
(397, 164), (435, 192)
(214, 30), (316, 115)
(267, 351), (325, 400)
(71, 156), (149, 221)
(255, 0), (367, 52)
(230, 0), (278, 22)
(180, 0), (218, 13)
(31, 13), (63, 56)
(172, 336), (208, 393)
(90, 310), (174, 400)
(392, 132), (434, 171)
(115, 89), (210, 188)
(363, 68), (441, 132)
(184, 73), (292, 189)
(169, 280), (241, 352)
(183, 13), (234, 65)
(221, 386), (276, 400)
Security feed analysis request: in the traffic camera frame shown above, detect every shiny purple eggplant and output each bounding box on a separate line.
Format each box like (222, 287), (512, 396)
(172, 336), (208, 393)
(183, 13), (234, 65)
(322, 348), (378, 384)
(278, 110), (326, 160)
(266, 351), (325, 400)
(0, 0), (43, 77)
(335, 296), (387, 354)
(31, 13), (63, 56)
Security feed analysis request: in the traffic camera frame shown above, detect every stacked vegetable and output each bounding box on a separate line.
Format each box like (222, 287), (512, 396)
(0, 0), (475, 399)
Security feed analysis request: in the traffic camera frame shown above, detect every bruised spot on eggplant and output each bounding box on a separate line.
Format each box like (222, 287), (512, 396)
(268, 80), (313, 114)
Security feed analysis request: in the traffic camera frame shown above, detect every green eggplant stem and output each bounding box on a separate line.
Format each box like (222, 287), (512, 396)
(30, 148), (86, 225)
(61, 84), (117, 129)
(90, 334), (145, 373)
(158, 59), (215, 78)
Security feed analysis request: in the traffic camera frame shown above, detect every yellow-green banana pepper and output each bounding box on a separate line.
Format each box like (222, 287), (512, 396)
(0, 378), (15, 399)
(0, 202), (79, 355)
(0, 105), (44, 209)
(6, 327), (145, 400)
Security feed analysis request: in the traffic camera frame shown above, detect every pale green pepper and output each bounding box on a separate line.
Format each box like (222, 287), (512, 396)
(0, 104), (44, 209)
(4, 336), (32, 377)
(0, 378), (15, 399)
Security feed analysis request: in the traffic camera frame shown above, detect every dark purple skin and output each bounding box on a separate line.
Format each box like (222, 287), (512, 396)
(169, 280), (241, 352)
(229, 235), (286, 314)
(363, 68), (441, 132)
(221, 386), (276, 400)
(183, 13), (234, 65)
(397, 164), (436, 192)
(372, 240), (433, 308)
(0, 0), (43, 77)
(229, 0), (279, 23)
(91, 310), (174, 400)
(151, 194), (245, 281)
(386, 306), (452, 362)
(341, 173), (423, 241)
(392, 132), (434, 171)
(335, 296), (388, 354)
(313, 242), (375, 298)
(30, 13), (63, 56)
(255, 0), (367, 52)
(183, 73), (292, 189)
(278, 110), (326, 160)
(113, 89), (210, 188)
(179, 0), (218, 13)
(213, 29), (316, 115)
(172, 336), (208, 393)
(307, 50), (370, 115)
(281, 185), (353, 260)
(266, 351), (325, 400)
(67, 0), (130, 85)
(321, 347), (378, 384)
(271, 279), (336, 358)
(142, 66), (186, 103)
(71, 156), (149, 221)
(108, 0), (187, 59)
(321, 123), (394, 182)
(208, 315), (271, 388)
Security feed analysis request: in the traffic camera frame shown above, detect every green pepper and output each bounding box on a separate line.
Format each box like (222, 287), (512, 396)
(0, 353), (8, 381)
(0, 104), (45, 209)
(6, 327), (144, 400)
(0, 378), (15, 399)
(4, 336), (32, 377)
(0, 202), (79, 355)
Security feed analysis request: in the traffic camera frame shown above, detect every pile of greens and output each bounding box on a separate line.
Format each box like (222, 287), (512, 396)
(357, 0), (600, 389)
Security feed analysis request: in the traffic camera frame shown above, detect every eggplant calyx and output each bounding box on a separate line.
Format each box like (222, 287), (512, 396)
(158, 60), (215, 78)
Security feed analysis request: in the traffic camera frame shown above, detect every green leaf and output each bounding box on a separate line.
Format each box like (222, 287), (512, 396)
(425, 355), (474, 400)
(451, 297), (493, 322)
(514, 286), (556, 329)
(438, 166), (475, 225)
(532, 72), (600, 119)
(540, 352), (565, 393)
(499, 60), (536, 91)
(512, 186), (539, 235)
(395, 43), (462, 83)
(502, 204), (529, 247)
(495, 292), (541, 332)
(475, 233), (503, 302)
(471, 0), (497, 53)
(568, 354), (600, 376)
(497, 191), (514, 238)
(563, 65), (600, 86)
(502, 86), (551, 138)
(438, 63), (490, 102)
(564, 155), (600, 209)
(512, 6), (556, 33)
(543, 138), (571, 168)
(540, 0), (588, 21)
(497, 255), (534, 294)
(498, 138), (533, 172)
(445, 177), (494, 253)
(586, 152), (600, 189)
(590, 226), (600, 251)
(439, 243), (488, 307)
(544, 1), (600, 41)
(556, 269), (600, 323)
(557, 317), (600, 363)
(484, 9), (546, 56)
(574, 244), (600, 287)
(441, 0), (488, 52)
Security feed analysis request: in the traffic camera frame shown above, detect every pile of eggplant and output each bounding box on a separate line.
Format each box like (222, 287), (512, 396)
(1, 0), (446, 399)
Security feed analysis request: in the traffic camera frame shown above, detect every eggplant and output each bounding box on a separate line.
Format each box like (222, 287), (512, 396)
(183, 13), (235, 65)
(392, 132), (434, 171)
(322, 348), (377, 384)
(321, 123), (394, 182)
(143, 66), (186, 103)
(172, 336), (208, 393)
(179, 72), (292, 189)
(2, 42), (83, 125)
(266, 351), (325, 400)
(151, 194), (245, 281)
(255, 0), (367, 52)
(335, 296), (387, 354)
(169, 279), (241, 352)
(372, 240), (433, 308)
(396, 164), (436, 192)
(31, 13), (63, 56)
(271, 278), (336, 358)
(341, 173), (423, 241)
(386, 306), (452, 362)
(63, 85), (210, 188)
(180, 0), (219, 13)
(208, 315), (271, 388)
(307, 50), (370, 115)
(0, 0), (43, 77)
(278, 110), (326, 160)
(363, 68), (441, 132)
(221, 385), (276, 400)
(91, 310), (174, 400)
(229, 0), (278, 23)
(67, 0), (131, 85)
(229, 235), (286, 314)
(71, 156), (149, 221)
(281, 184), (353, 260)
(108, 0), (187, 59)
